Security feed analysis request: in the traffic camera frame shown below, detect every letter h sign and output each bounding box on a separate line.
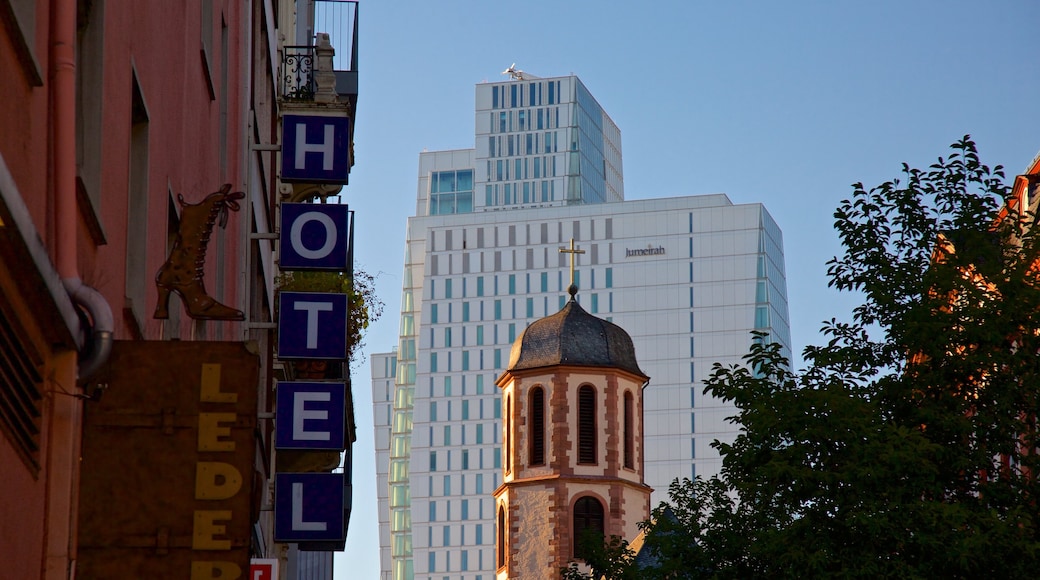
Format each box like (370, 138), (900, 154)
(281, 114), (350, 184)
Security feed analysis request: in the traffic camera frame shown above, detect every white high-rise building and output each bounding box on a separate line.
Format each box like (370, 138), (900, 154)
(371, 74), (791, 580)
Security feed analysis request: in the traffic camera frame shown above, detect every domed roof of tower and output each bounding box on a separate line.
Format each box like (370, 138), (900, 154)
(507, 285), (647, 379)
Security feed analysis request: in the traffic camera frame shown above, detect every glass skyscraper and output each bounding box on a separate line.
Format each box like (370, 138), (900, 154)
(371, 74), (791, 579)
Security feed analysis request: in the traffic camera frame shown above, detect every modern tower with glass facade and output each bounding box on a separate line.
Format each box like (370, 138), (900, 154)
(371, 73), (791, 579)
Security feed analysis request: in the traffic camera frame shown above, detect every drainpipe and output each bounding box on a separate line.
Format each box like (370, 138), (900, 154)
(51, 0), (113, 380)
(46, 0), (112, 578)
(52, 0), (75, 281)
(64, 278), (114, 380)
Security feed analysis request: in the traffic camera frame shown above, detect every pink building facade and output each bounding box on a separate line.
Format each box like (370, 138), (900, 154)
(0, 0), (359, 577)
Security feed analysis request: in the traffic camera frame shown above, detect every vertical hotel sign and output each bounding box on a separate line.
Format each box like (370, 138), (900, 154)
(78, 341), (259, 579)
(274, 202), (351, 548)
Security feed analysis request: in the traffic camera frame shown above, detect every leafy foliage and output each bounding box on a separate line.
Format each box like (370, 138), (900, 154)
(571, 137), (1040, 578)
(561, 531), (639, 580)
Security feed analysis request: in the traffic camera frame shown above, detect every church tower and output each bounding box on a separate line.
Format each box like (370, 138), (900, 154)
(494, 283), (652, 579)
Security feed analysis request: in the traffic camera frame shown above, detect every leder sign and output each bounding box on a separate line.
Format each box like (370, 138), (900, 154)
(78, 341), (259, 579)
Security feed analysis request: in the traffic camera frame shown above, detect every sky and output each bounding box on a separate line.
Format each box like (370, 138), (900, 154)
(334, 1), (1039, 577)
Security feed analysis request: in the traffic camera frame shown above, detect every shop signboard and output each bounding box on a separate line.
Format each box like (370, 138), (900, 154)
(77, 341), (259, 579)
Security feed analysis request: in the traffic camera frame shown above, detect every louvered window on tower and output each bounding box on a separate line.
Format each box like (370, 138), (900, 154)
(578, 385), (597, 464)
(504, 395), (511, 473)
(624, 391), (634, 469)
(497, 505), (506, 569)
(529, 387), (545, 465)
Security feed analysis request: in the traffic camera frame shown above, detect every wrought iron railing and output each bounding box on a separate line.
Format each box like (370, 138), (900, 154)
(281, 46), (315, 101)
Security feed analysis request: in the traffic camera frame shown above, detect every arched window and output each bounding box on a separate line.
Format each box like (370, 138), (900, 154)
(497, 504), (507, 569)
(529, 386), (545, 465)
(578, 385), (596, 464)
(573, 496), (605, 560)
(505, 394), (511, 473)
(624, 391), (634, 469)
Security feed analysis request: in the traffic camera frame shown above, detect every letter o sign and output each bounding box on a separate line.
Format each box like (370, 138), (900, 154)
(279, 203), (349, 270)
(290, 211), (337, 260)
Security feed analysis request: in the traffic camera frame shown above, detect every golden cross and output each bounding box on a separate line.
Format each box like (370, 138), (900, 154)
(558, 238), (585, 291)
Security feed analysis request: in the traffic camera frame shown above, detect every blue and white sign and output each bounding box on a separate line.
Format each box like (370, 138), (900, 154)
(274, 473), (346, 543)
(279, 203), (350, 271)
(276, 382), (346, 450)
(281, 114), (350, 184)
(278, 291), (348, 359)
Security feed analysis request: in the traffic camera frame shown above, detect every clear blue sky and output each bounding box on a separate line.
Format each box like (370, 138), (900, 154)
(336, 1), (1039, 576)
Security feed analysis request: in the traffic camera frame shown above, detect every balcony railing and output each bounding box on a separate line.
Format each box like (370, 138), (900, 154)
(314, 0), (358, 73)
(281, 0), (357, 103)
(282, 46), (316, 101)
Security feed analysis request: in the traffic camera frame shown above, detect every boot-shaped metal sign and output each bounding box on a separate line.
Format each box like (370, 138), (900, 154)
(154, 184), (246, 321)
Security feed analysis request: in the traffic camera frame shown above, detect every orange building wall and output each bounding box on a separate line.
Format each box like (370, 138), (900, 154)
(0, 0), (256, 577)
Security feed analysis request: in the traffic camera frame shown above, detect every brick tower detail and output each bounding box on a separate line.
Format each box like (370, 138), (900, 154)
(494, 284), (652, 579)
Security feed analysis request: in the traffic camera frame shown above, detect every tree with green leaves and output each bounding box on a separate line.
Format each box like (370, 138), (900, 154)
(567, 137), (1040, 578)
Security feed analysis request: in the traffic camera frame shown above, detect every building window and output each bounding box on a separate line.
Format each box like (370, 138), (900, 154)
(624, 391), (634, 469)
(504, 394), (511, 473)
(578, 385), (597, 464)
(430, 169), (474, 215)
(573, 496), (605, 560)
(529, 387), (545, 466)
(4, 0), (41, 84)
(497, 504), (507, 569)
(125, 74), (150, 331)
